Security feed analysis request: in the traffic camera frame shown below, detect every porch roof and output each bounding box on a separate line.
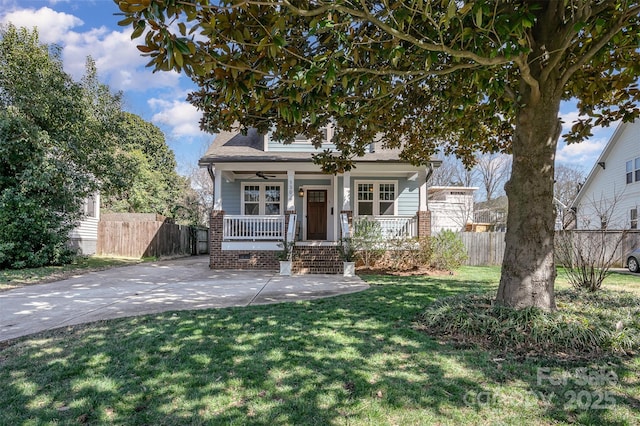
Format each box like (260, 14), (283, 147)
(198, 128), (440, 167)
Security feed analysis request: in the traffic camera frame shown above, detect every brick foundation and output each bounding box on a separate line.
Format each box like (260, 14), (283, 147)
(209, 210), (279, 270)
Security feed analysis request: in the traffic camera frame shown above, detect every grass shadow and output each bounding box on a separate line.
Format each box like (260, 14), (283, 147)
(1, 268), (638, 424)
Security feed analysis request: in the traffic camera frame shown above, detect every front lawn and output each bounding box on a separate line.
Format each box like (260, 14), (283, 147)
(1, 267), (639, 425)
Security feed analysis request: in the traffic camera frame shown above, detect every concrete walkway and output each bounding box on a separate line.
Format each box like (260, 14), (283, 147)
(0, 256), (368, 342)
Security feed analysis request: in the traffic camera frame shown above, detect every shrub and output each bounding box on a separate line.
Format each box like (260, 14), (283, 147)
(384, 237), (432, 271)
(352, 217), (386, 267)
(429, 230), (467, 271)
(555, 230), (624, 292)
(416, 290), (640, 357)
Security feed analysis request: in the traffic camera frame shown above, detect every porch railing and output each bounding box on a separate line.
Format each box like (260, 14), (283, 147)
(223, 215), (285, 240)
(354, 215), (418, 238)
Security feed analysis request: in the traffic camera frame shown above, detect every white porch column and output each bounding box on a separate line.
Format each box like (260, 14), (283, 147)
(342, 171), (351, 211)
(287, 170), (295, 211)
(419, 169), (428, 211)
(214, 168), (223, 211)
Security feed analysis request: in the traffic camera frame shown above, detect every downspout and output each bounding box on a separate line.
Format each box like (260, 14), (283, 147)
(207, 164), (215, 210)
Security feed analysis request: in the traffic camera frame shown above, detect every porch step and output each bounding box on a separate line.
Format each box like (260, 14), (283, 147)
(292, 246), (343, 275)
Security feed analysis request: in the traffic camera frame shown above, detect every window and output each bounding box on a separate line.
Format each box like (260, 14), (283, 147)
(242, 183), (282, 215)
(84, 194), (97, 218)
(378, 183), (395, 215)
(626, 158), (640, 184)
(355, 181), (397, 216)
(357, 183), (374, 215)
(631, 208), (638, 230)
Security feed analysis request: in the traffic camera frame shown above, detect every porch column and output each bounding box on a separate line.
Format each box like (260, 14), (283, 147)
(419, 168), (428, 212)
(341, 171), (351, 212)
(285, 170), (297, 241)
(286, 170), (296, 212)
(214, 168), (223, 211)
(340, 171), (353, 236)
(417, 168), (431, 238)
(209, 210), (224, 269)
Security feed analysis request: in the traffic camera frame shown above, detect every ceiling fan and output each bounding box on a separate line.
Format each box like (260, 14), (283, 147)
(256, 171), (276, 180)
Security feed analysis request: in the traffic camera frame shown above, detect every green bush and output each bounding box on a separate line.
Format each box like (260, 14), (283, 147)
(429, 230), (467, 271)
(416, 290), (640, 357)
(384, 237), (432, 271)
(352, 217), (386, 267)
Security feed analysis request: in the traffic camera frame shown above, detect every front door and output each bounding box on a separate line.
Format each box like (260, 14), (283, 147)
(307, 190), (327, 240)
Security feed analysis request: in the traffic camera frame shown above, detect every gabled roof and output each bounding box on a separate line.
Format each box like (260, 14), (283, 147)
(571, 120), (630, 207)
(198, 128), (433, 166)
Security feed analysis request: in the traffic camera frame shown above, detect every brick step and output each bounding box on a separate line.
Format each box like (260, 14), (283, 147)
(291, 246), (343, 274)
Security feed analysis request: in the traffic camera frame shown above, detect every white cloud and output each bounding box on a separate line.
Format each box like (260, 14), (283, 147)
(149, 98), (207, 137)
(61, 26), (181, 91)
(559, 110), (583, 134)
(1, 7), (181, 92)
(556, 138), (607, 168)
(1, 7), (82, 44)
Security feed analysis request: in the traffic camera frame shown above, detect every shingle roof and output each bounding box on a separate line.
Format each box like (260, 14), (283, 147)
(198, 129), (424, 166)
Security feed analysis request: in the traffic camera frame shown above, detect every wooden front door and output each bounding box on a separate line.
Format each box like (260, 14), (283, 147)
(307, 190), (327, 240)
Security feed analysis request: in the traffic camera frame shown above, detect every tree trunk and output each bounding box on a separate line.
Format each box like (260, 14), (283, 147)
(496, 85), (561, 311)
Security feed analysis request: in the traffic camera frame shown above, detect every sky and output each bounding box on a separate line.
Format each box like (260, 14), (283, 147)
(0, 0), (618, 176)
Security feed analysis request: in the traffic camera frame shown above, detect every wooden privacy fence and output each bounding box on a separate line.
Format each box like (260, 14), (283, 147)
(459, 232), (506, 266)
(459, 230), (640, 267)
(98, 213), (209, 258)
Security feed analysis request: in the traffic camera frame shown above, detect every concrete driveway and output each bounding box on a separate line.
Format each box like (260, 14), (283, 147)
(0, 256), (368, 342)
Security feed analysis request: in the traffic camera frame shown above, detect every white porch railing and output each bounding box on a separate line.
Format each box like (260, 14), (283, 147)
(354, 215), (418, 238)
(223, 215), (285, 240)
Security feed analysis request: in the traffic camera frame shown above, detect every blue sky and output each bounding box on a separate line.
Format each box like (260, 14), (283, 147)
(0, 0), (617, 175)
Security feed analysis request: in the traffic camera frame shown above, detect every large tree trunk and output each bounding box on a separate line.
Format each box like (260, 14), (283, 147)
(496, 84), (562, 311)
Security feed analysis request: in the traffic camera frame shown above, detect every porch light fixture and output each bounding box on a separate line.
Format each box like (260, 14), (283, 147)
(298, 187), (304, 197)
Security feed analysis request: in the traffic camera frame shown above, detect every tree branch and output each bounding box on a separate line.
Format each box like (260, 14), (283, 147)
(559, 5), (640, 89)
(279, 0), (512, 68)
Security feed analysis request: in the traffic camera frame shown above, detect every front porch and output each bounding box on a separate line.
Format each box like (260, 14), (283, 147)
(210, 211), (431, 273)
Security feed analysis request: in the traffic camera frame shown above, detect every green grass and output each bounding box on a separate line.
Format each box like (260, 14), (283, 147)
(0, 256), (144, 291)
(1, 267), (639, 425)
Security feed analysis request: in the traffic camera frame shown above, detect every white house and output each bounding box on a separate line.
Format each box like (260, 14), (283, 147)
(428, 186), (477, 233)
(68, 192), (100, 255)
(572, 120), (640, 230)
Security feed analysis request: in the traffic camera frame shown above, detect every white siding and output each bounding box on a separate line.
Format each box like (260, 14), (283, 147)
(428, 187), (476, 233)
(575, 121), (640, 229)
(69, 192), (100, 255)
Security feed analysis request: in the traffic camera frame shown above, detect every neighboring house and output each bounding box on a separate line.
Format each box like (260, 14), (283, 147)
(68, 192), (100, 255)
(199, 127), (441, 273)
(572, 119), (640, 230)
(428, 186), (477, 233)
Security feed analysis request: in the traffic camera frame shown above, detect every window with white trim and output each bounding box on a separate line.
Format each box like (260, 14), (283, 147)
(631, 208), (638, 230)
(242, 183), (282, 215)
(355, 181), (397, 216)
(626, 158), (640, 184)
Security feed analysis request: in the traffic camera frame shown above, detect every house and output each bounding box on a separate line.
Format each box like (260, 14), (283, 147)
(428, 186), (478, 233)
(68, 192), (100, 255)
(198, 127), (441, 273)
(572, 119), (640, 230)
